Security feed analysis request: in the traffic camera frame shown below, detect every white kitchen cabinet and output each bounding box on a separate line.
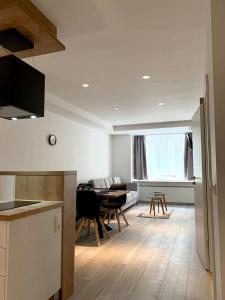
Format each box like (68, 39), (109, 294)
(0, 207), (62, 300)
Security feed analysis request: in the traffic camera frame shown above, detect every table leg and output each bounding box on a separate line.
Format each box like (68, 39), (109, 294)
(160, 199), (165, 214)
(163, 194), (168, 211)
(150, 198), (153, 214)
(153, 201), (155, 216)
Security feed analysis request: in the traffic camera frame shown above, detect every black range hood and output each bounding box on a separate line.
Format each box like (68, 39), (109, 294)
(0, 54), (45, 120)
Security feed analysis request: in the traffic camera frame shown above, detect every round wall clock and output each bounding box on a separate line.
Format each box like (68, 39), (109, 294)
(48, 134), (57, 146)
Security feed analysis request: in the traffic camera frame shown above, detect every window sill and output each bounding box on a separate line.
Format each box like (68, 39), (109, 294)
(133, 179), (194, 188)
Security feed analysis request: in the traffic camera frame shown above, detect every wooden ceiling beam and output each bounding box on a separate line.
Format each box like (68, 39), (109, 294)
(0, 0), (65, 58)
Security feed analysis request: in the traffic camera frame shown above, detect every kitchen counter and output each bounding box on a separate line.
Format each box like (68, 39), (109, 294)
(0, 201), (63, 300)
(0, 200), (63, 221)
(0, 171), (76, 300)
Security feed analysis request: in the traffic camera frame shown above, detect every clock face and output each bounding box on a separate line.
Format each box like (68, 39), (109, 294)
(48, 134), (57, 146)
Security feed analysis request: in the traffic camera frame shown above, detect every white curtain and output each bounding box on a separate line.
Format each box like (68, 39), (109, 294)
(145, 134), (185, 180)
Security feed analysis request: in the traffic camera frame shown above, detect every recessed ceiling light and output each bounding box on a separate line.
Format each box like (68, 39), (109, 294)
(141, 75), (151, 79)
(158, 102), (165, 106)
(114, 107), (119, 110)
(11, 117), (17, 121)
(30, 115), (37, 119)
(82, 83), (90, 88)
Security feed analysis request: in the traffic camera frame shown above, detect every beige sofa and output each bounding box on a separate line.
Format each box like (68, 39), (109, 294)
(88, 177), (139, 210)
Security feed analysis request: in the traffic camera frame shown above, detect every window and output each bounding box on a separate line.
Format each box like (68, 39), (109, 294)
(145, 133), (185, 181)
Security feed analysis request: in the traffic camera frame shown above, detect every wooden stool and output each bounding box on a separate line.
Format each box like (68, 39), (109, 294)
(149, 196), (165, 216)
(153, 192), (167, 211)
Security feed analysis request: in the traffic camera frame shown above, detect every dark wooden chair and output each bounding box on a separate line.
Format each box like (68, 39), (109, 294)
(75, 190), (109, 246)
(102, 194), (129, 232)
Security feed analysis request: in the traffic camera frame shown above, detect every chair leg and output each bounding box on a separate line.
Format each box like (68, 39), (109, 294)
(103, 210), (108, 222)
(87, 219), (91, 236)
(75, 217), (85, 241)
(108, 209), (112, 225)
(100, 217), (110, 239)
(115, 209), (121, 232)
(103, 209), (111, 224)
(150, 198), (152, 214)
(119, 208), (129, 226)
(158, 199), (160, 213)
(93, 218), (101, 247)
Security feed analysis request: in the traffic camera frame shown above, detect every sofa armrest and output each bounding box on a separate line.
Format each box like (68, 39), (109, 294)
(126, 182), (139, 192)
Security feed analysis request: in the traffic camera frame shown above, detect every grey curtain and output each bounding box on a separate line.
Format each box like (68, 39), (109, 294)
(184, 133), (194, 180)
(133, 136), (148, 180)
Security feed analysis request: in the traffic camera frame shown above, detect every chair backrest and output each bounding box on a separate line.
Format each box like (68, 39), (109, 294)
(77, 183), (92, 191)
(76, 190), (100, 218)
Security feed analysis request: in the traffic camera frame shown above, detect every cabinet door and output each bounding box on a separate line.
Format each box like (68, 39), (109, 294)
(6, 208), (62, 300)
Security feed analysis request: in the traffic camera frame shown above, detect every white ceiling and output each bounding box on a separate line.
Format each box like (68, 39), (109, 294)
(30, 0), (207, 127)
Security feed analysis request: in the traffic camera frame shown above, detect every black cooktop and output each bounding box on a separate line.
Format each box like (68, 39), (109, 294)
(0, 200), (40, 212)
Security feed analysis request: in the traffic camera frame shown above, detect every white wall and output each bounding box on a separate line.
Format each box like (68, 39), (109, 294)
(0, 176), (15, 201)
(0, 111), (111, 184)
(111, 135), (132, 182)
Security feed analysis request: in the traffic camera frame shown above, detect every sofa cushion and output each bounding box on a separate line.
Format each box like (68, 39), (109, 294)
(110, 183), (127, 190)
(104, 177), (114, 188)
(92, 178), (106, 189)
(113, 177), (121, 184)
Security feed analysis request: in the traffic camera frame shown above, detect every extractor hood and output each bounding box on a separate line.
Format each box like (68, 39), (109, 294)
(0, 0), (65, 120)
(0, 55), (45, 120)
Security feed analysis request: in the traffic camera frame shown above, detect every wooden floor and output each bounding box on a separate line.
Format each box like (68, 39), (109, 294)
(70, 204), (213, 300)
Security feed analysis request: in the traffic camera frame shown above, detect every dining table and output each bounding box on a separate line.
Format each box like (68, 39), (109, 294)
(94, 189), (129, 199)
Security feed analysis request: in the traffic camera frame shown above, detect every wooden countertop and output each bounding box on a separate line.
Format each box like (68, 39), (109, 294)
(0, 200), (63, 221)
(0, 171), (77, 176)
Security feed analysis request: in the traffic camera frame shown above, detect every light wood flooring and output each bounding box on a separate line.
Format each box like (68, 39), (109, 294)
(70, 204), (213, 300)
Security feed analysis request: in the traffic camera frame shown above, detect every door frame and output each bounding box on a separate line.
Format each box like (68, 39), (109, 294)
(203, 75), (216, 293)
